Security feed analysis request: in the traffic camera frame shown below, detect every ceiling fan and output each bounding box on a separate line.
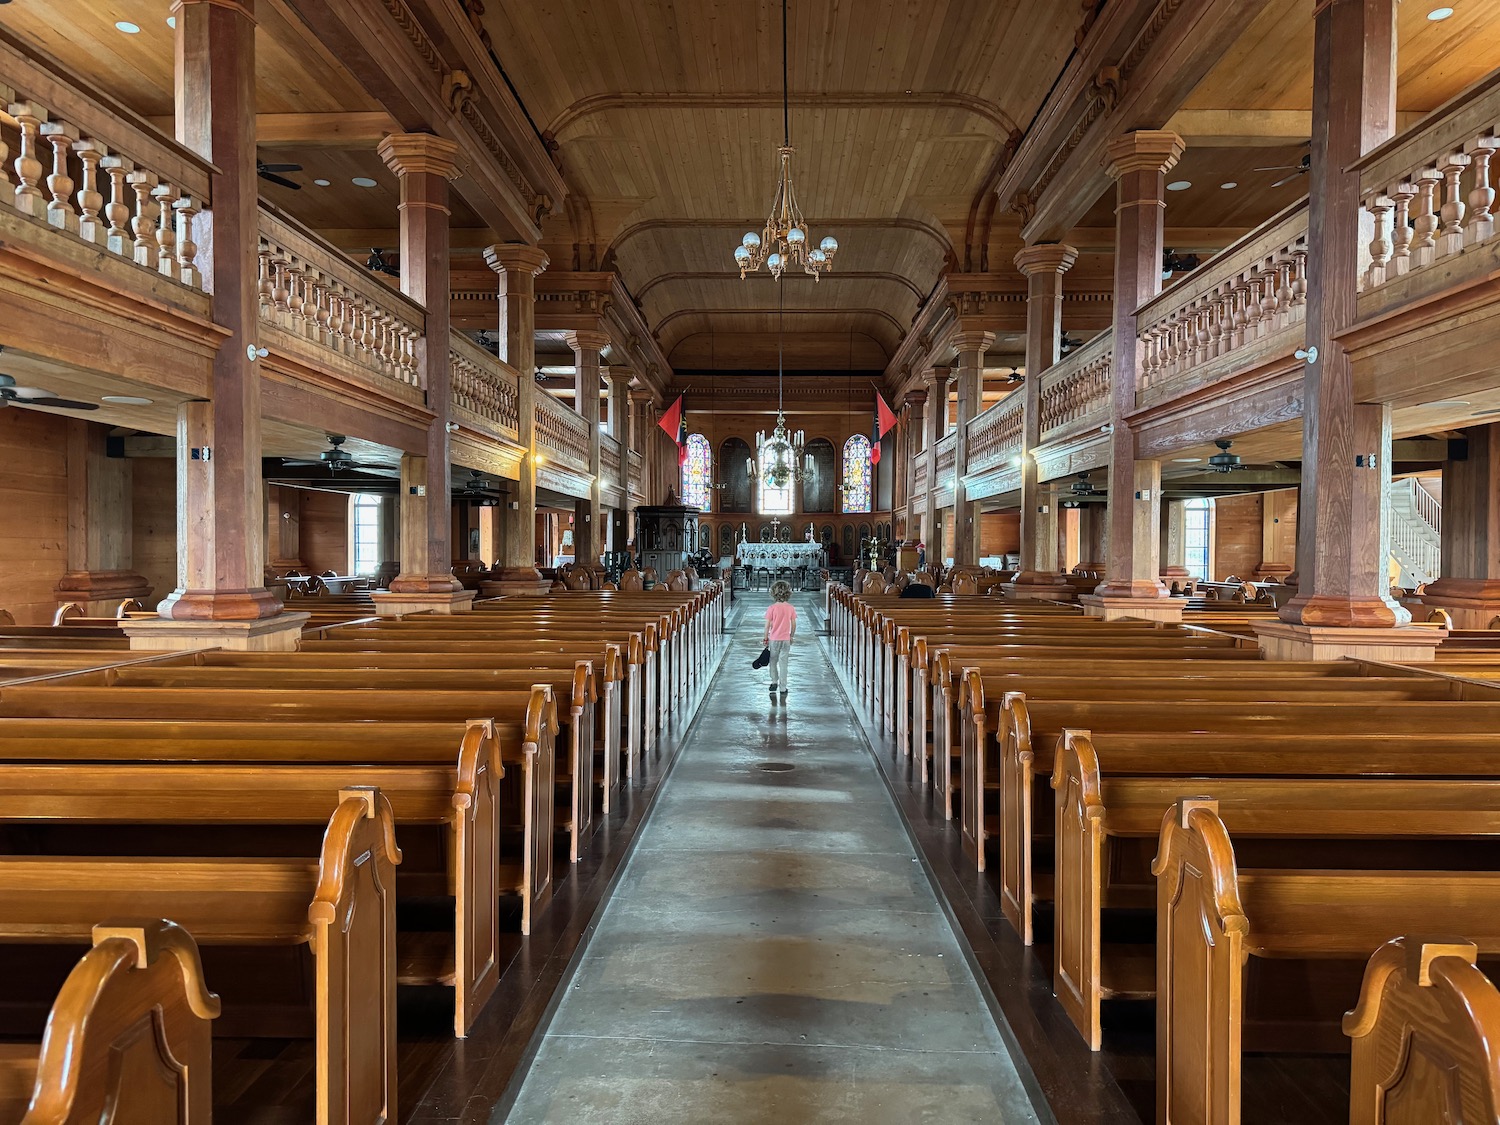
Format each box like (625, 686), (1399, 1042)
(1207, 440), (1247, 473)
(279, 434), (397, 473)
(257, 160), (303, 190)
(1254, 143), (1311, 189)
(1061, 471), (1105, 507)
(454, 469), (501, 506)
(0, 351), (98, 412)
(1162, 248), (1200, 279)
(1059, 333), (1083, 356)
(366, 248), (400, 278)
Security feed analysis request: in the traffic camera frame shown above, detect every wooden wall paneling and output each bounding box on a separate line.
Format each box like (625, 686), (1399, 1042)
(1212, 492), (1264, 580)
(133, 457), (178, 611)
(980, 511), (1020, 558)
(0, 409), (68, 624)
(298, 488), (352, 576)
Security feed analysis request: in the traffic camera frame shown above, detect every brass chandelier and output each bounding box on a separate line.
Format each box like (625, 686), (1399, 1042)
(731, 0), (840, 281)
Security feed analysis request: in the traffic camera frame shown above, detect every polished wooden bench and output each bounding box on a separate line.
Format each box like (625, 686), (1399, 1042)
(981, 696), (1500, 944)
(1155, 798), (1500, 1125)
(0, 920), (219, 1124)
(1051, 729), (1500, 1049)
(0, 721), (501, 1037)
(0, 788), (398, 1124)
(1345, 936), (1500, 1125)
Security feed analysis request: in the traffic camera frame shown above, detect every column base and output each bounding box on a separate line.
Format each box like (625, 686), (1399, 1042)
(1407, 594), (1500, 630)
(54, 570), (153, 617)
(121, 613), (310, 652)
(1001, 579), (1078, 602)
(370, 590), (477, 616)
(1079, 593), (1184, 623)
(1253, 620), (1447, 662)
(480, 568), (552, 597)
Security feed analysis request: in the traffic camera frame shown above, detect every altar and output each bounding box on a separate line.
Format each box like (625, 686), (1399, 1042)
(736, 542), (825, 569)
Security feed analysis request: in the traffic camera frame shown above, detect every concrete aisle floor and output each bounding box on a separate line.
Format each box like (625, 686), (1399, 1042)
(503, 593), (1044, 1124)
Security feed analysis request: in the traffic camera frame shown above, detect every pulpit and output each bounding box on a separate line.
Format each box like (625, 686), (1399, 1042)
(634, 489), (700, 578)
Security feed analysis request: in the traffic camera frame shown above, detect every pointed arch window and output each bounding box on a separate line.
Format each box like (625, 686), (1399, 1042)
(841, 434), (873, 514)
(681, 433), (712, 510)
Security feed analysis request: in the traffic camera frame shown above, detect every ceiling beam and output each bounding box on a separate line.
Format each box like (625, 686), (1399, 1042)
(1162, 108), (1424, 147)
(149, 112), (404, 148)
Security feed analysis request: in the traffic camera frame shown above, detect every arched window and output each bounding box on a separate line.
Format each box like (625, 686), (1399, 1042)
(842, 434), (873, 514)
(681, 433), (712, 510)
(1184, 497), (1214, 581)
(758, 443), (794, 515)
(351, 493), (383, 576)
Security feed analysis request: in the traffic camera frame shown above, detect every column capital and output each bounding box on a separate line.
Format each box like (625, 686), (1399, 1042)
(952, 328), (995, 356)
(903, 388), (929, 407)
(629, 387), (655, 405)
(605, 368), (635, 388)
(1014, 241), (1079, 277)
(378, 132), (462, 180)
(921, 366), (952, 388)
(172, 0), (256, 19)
(565, 329), (612, 356)
(1104, 130), (1185, 180)
(483, 242), (550, 277)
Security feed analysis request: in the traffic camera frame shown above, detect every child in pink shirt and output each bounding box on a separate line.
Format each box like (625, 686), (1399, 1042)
(762, 580), (798, 702)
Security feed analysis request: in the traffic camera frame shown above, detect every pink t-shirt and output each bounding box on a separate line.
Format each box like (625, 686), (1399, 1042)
(764, 602), (797, 642)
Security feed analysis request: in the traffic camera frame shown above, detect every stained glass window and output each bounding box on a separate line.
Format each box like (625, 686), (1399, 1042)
(758, 442), (794, 515)
(682, 432), (712, 511)
(842, 434), (873, 514)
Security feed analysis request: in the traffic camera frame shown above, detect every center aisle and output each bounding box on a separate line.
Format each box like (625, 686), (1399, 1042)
(502, 592), (1044, 1123)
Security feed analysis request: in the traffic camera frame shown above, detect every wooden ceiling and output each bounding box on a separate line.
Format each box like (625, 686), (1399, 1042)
(483, 0), (1083, 370)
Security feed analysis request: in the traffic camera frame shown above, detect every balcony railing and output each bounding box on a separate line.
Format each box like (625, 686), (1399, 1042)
(601, 433), (623, 490)
(627, 449), (644, 497)
(1038, 332), (1113, 443)
(0, 27), (211, 292)
(449, 331), (520, 442)
(535, 390), (592, 470)
(258, 204), (424, 391)
(934, 432), (958, 492)
(1357, 69), (1500, 307)
(1135, 199), (1309, 406)
(912, 448), (930, 504)
(965, 391), (1023, 474)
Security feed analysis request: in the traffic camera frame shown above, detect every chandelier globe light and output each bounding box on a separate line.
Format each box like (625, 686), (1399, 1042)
(746, 284), (812, 487)
(732, 0), (840, 281)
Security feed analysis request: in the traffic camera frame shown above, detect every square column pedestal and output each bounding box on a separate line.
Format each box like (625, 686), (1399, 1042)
(370, 590), (478, 616)
(1002, 581), (1078, 603)
(122, 613), (309, 652)
(1079, 594), (1184, 623)
(479, 573), (553, 597)
(1253, 621), (1447, 662)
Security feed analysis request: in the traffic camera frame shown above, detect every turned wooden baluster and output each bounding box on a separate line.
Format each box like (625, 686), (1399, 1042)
(270, 252), (291, 319)
(1436, 150), (1470, 257)
(285, 263), (306, 327)
(1410, 170), (1441, 268)
(1209, 290), (1230, 357)
(99, 156), (132, 256)
(256, 245), (274, 310)
(1194, 300), (1212, 367)
(126, 170), (159, 267)
(9, 102), (46, 217)
(72, 138), (104, 243)
(310, 273), (331, 342)
(0, 88), (10, 188)
(1466, 138), (1495, 244)
(1290, 248), (1309, 308)
(1274, 256), (1294, 324)
(40, 121), (79, 233)
(326, 287), (347, 350)
(1364, 195), (1393, 288)
(151, 183), (179, 279)
(173, 197), (198, 288)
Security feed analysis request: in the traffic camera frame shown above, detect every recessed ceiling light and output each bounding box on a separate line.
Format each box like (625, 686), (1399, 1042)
(1167, 180), (1191, 191)
(313, 178), (331, 187)
(115, 20), (141, 33)
(1173, 457), (1202, 463)
(1220, 181), (1238, 189)
(166, 15), (175, 28)
(351, 177), (378, 188)
(101, 395), (154, 406)
(1427, 6), (1454, 19)
(1419, 399), (1471, 407)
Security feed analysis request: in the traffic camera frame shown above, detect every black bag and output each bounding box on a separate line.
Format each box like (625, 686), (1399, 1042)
(751, 647), (771, 669)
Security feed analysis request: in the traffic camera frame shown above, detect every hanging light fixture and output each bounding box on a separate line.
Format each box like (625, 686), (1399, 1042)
(747, 285), (807, 487)
(731, 0), (840, 281)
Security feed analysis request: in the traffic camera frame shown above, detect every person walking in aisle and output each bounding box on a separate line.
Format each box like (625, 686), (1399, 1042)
(762, 580), (797, 703)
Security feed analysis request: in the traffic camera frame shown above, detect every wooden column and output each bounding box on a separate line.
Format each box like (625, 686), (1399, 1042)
(1277, 0), (1400, 630)
(607, 370), (633, 553)
(922, 367), (949, 561)
(147, 0), (284, 634)
(484, 243), (550, 593)
(1011, 243), (1078, 593)
(567, 329), (608, 569)
(902, 387), (927, 545)
(951, 328), (992, 568)
(1256, 0), (1440, 656)
(55, 419), (152, 614)
(1083, 131), (1184, 623)
(374, 133), (471, 612)
(1418, 426), (1500, 627)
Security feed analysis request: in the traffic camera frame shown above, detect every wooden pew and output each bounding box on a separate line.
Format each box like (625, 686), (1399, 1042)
(0, 693), (557, 940)
(0, 920), (219, 1124)
(1154, 798), (1500, 1125)
(1345, 937), (1500, 1125)
(980, 696), (1500, 944)
(0, 788), (399, 1124)
(0, 721), (501, 1037)
(1051, 729), (1500, 1049)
